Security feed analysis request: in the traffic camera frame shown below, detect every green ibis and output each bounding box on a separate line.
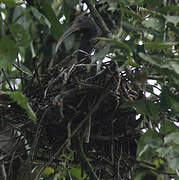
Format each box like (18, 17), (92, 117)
(55, 16), (98, 62)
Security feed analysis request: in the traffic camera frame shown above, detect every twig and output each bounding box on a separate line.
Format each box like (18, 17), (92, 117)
(8, 150), (16, 178)
(18, 108), (48, 180)
(0, 155), (7, 180)
(16, 55), (24, 90)
(84, 112), (91, 143)
(79, 138), (99, 180)
(12, 63), (30, 76)
(1, 68), (14, 91)
(0, 164), (7, 180)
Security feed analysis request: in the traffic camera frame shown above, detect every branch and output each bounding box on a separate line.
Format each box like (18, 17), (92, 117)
(82, 0), (110, 36)
(1, 68), (14, 91)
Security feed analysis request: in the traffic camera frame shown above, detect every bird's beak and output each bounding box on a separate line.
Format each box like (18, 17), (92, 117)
(55, 25), (80, 54)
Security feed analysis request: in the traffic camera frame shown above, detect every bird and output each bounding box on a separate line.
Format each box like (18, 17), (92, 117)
(55, 16), (98, 63)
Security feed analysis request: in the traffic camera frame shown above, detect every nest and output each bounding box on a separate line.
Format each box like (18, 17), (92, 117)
(1, 56), (143, 179)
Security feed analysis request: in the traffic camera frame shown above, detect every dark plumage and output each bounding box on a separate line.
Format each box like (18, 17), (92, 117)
(55, 16), (98, 62)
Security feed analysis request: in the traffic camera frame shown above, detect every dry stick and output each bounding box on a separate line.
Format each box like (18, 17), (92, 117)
(79, 138), (98, 180)
(18, 108), (48, 180)
(0, 162), (7, 180)
(16, 56), (24, 90)
(12, 63), (30, 76)
(34, 92), (107, 180)
(1, 68), (14, 91)
(82, 0), (110, 36)
(8, 150), (16, 178)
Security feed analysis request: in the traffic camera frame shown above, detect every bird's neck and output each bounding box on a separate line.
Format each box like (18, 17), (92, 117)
(77, 34), (92, 62)
(77, 27), (98, 62)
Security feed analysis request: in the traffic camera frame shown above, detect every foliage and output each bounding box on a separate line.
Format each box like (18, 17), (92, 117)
(0, 0), (179, 180)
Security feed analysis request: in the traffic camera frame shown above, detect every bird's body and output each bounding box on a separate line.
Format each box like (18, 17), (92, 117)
(55, 16), (98, 63)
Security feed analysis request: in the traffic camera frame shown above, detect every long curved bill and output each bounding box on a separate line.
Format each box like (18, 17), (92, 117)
(55, 25), (79, 54)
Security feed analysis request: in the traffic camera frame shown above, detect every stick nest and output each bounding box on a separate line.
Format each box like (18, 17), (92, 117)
(1, 58), (143, 179)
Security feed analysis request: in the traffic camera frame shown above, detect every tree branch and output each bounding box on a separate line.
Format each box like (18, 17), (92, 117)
(82, 0), (110, 36)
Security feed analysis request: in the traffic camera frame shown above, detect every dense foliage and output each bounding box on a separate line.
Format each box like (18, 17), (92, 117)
(0, 0), (179, 180)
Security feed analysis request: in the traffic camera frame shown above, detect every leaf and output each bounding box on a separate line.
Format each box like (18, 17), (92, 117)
(169, 61), (179, 74)
(168, 158), (179, 170)
(156, 147), (171, 158)
(38, 0), (63, 40)
(165, 15), (179, 26)
(0, 0), (22, 2)
(70, 166), (87, 180)
(92, 45), (110, 62)
(120, 100), (159, 118)
(42, 167), (54, 177)
(95, 37), (131, 55)
(0, 35), (19, 68)
(144, 0), (162, 8)
(159, 6), (179, 14)
(9, 24), (30, 47)
(144, 131), (162, 148)
(139, 53), (179, 75)
(121, 8), (142, 19)
(139, 53), (160, 66)
(142, 17), (164, 32)
(0, 0), (24, 7)
(160, 88), (179, 113)
(165, 132), (179, 145)
(144, 42), (179, 50)
(137, 129), (163, 157)
(31, 7), (51, 28)
(160, 120), (179, 135)
(10, 91), (36, 123)
(11, 6), (29, 29)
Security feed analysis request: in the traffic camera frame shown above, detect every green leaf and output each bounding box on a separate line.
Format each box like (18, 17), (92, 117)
(137, 129), (163, 157)
(92, 45), (110, 62)
(10, 91), (36, 123)
(65, 0), (79, 7)
(156, 147), (171, 158)
(160, 88), (179, 113)
(91, 0), (97, 5)
(144, 42), (179, 50)
(144, 0), (162, 8)
(121, 8), (142, 19)
(42, 167), (54, 177)
(165, 132), (179, 145)
(0, 35), (19, 68)
(31, 7), (51, 28)
(95, 37), (131, 55)
(142, 17), (164, 32)
(70, 166), (87, 180)
(139, 53), (179, 75)
(38, 0), (63, 40)
(159, 6), (179, 14)
(168, 158), (179, 170)
(0, 0), (24, 7)
(0, 0), (22, 2)
(121, 100), (159, 118)
(160, 120), (179, 135)
(139, 53), (160, 66)
(169, 61), (179, 74)
(144, 131), (162, 148)
(164, 15), (179, 26)
(9, 24), (30, 47)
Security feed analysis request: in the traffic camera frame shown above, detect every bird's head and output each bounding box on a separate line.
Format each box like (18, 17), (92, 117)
(71, 16), (98, 37)
(55, 16), (98, 55)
